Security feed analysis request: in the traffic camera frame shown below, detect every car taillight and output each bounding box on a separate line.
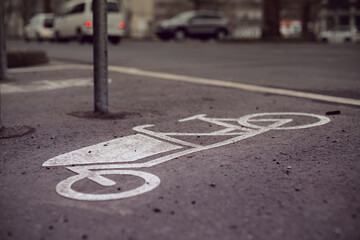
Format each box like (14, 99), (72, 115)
(118, 22), (125, 29)
(85, 21), (92, 28)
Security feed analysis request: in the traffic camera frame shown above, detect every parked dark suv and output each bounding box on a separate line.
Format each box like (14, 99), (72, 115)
(155, 10), (229, 41)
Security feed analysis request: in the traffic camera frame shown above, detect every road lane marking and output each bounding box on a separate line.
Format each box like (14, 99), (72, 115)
(1, 78), (112, 94)
(8, 64), (91, 73)
(43, 113), (330, 201)
(108, 65), (360, 107)
(7, 64), (360, 106)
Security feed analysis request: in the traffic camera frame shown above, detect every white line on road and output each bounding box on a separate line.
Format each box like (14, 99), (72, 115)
(108, 65), (360, 107)
(8, 64), (91, 73)
(6, 64), (360, 106)
(1, 78), (111, 94)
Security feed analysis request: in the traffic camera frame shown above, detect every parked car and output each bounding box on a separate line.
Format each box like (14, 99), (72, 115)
(155, 10), (229, 42)
(24, 13), (55, 42)
(54, 0), (125, 44)
(318, 26), (360, 43)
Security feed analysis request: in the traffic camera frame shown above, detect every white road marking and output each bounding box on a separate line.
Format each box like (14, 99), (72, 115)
(108, 65), (360, 107)
(43, 113), (330, 201)
(7, 64), (360, 106)
(8, 64), (91, 73)
(56, 170), (161, 201)
(237, 112), (331, 130)
(43, 134), (182, 167)
(1, 78), (112, 94)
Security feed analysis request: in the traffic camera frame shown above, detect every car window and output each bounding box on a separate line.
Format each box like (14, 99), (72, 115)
(91, 2), (121, 12)
(191, 14), (221, 21)
(192, 15), (204, 20)
(69, 3), (85, 14)
(108, 2), (120, 12)
(44, 18), (54, 28)
(203, 15), (221, 20)
(172, 12), (194, 21)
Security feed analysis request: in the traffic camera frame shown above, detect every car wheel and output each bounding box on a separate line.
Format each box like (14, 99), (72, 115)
(215, 29), (227, 41)
(109, 36), (121, 45)
(174, 29), (186, 42)
(55, 31), (62, 43)
(76, 29), (85, 44)
(321, 38), (328, 43)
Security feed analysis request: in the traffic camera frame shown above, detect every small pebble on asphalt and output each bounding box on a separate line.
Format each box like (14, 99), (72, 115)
(153, 208), (161, 213)
(326, 110), (341, 115)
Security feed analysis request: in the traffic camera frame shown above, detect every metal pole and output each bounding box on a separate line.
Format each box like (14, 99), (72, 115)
(93, 0), (108, 114)
(0, 0), (7, 81)
(0, 0), (7, 129)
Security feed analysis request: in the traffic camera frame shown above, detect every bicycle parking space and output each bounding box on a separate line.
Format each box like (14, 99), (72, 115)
(1, 64), (359, 240)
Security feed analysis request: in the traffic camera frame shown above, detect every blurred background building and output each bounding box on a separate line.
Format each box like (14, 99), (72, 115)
(3, 0), (360, 40)
(318, 0), (360, 32)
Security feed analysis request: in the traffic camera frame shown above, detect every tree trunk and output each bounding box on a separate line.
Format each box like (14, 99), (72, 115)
(190, 0), (203, 10)
(301, 1), (310, 39)
(43, 0), (52, 13)
(21, 0), (38, 24)
(262, 0), (281, 39)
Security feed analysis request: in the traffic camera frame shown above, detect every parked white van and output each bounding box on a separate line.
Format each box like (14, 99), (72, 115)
(54, 0), (125, 44)
(318, 26), (360, 43)
(24, 13), (55, 42)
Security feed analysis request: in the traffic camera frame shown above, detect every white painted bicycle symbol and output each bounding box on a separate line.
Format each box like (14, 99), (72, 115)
(43, 113), (330, 201)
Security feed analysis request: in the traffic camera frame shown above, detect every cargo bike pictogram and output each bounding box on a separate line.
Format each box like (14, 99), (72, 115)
(43, 112), (330, 201)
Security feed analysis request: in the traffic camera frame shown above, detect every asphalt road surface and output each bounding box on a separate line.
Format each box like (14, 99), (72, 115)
(7, 39), (360, 99)
(1, 39), (360, 240)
